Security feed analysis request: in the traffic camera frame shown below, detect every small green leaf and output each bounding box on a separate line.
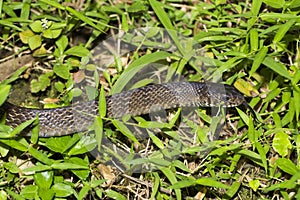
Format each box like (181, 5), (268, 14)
(56, 35), (68, 55)
(30, 72), (53, 93)
(52, 183), (74, 197)
(65, 46), (91, 57)
(4, 162), (19, 173)
(19, 29), (34, 44)
(30, 21), (43, 32)
(34, 170), (53, 189)
(43, 28), (62, 39)
(28, 35), (42, 50)
(33, 46), (47, 56)
(67, 157), (90, 179)
(53, 64), (70, 79)
(263, 88), (281, 103)
(54, 81), (65, 92)
(249, 180), (260, 192)
(67, 135), (97, 156)
(272, 132), (292, 157)
(20, 185), (38, 199)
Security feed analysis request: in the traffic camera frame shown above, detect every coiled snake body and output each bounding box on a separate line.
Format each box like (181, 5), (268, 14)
(1, 82), (248, 137)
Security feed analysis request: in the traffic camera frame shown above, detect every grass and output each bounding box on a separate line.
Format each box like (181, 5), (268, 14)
(0, 0), (300, 199)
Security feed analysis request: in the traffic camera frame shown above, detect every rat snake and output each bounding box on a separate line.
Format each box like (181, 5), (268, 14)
(1, 82), (251, 137)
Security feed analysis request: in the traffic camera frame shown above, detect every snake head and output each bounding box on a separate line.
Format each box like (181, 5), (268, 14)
(223, 84), (246, 107)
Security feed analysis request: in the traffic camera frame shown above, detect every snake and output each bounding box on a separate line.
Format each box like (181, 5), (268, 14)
(0, 82), (251, 137)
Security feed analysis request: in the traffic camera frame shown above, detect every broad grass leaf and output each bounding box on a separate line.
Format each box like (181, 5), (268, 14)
(112, 120), (139, 143)
(250, 46), (268, 76)
(251, 0), (263, 16)
(273, 19), (296, 43)
(78, 184), (91, 200)
(237, 149), (264, 167)
(99, 85), (106, 117)
(255, 139), (268, 173)
(260, 13), (298, 20)
(28, 146), (54, 165)
(262, 0), (285, 9)
(293, 89), (300, 121)
(66, 7), (105, 32)
(287, 0), (300, 8)
(0, 20), (23, 31)
(22, 164), (51, 173)
(224, 181), (241, 199)
(111, 51), (172, 94)
(51, 163), (89, 170)
(94, 116), (103, 152)
(0, 84), (11, 105)
(263, 57), (292, 80)
(0, 138), (28, 152)
(173, 160), (191, 173)
(148, 0), (185, 56)
(265, 172), (300, 191)
(10, 118), (36, 137)
(276, 158), (298, 175)
(105, 190), (127, 200)
(40, 0), (65, 10)
(150, 172), (160, 200)
(159, 167), (181, 200)
(172, 177), (229, 189)
(263, 88), (281, 103)
(148, 131), (164, 149)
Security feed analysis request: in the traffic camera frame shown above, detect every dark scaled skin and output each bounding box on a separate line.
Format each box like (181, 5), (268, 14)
(0, 82), (251, 137)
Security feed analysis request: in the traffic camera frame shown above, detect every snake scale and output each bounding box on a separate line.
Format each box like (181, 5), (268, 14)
(1, 82), (249, 137)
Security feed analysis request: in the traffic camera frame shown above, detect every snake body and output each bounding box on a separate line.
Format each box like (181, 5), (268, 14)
(1, 82), (247, 137)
